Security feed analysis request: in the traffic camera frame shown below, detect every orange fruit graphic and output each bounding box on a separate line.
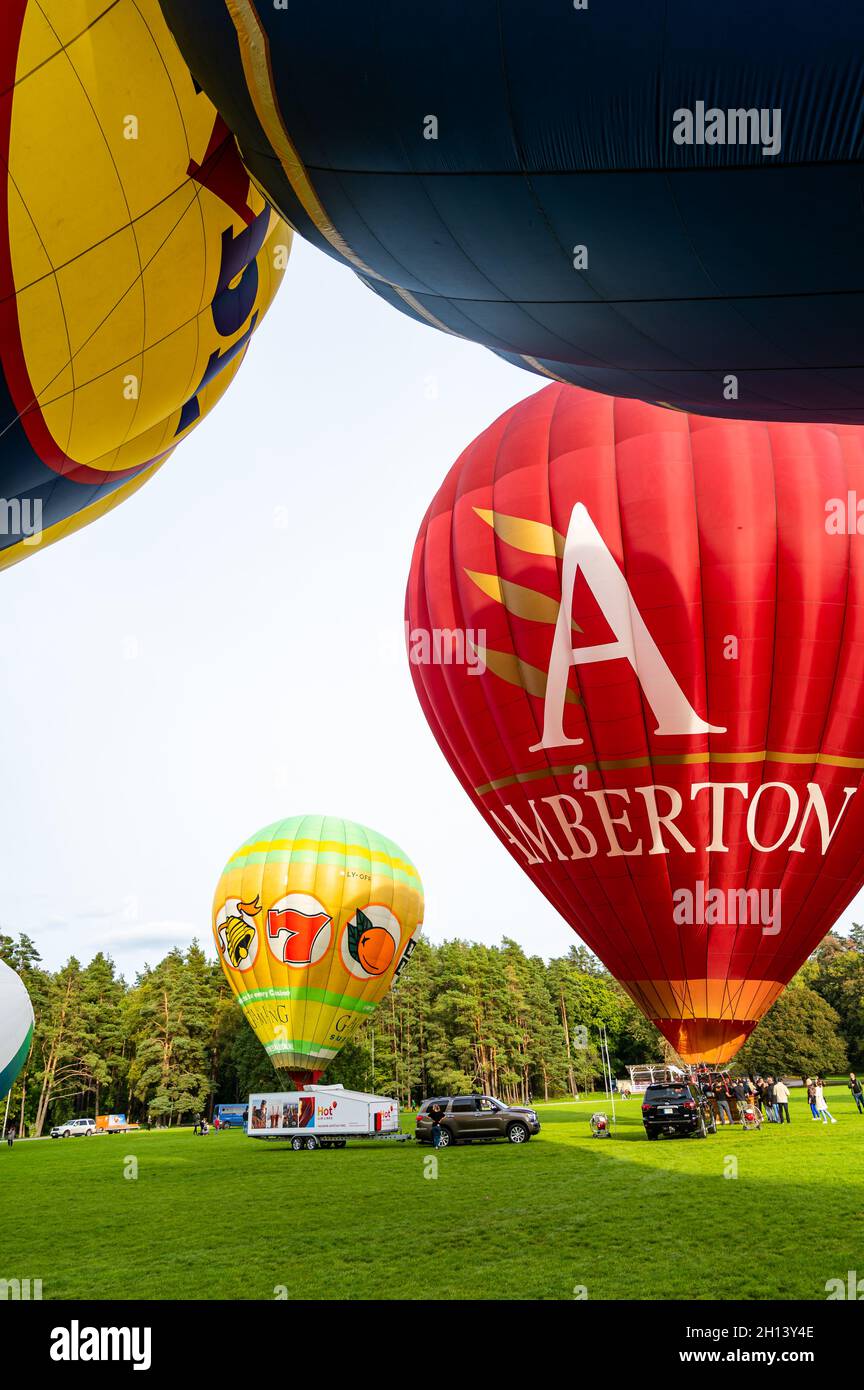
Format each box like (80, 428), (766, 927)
(356, 926), (395, 976)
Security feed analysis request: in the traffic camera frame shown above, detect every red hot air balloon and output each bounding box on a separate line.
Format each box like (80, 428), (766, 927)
(406, 384), (864, 1064)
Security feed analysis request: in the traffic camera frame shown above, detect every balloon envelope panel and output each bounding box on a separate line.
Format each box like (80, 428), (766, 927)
(212, 816), (424, 1082)
(160, 0), (864, 422)
(0, 0), (290, 571)
(0, 958), (34, 1096)
(407, 384), (864, 1062)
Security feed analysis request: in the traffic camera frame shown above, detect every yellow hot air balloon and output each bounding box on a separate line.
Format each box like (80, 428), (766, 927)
(0, 0), (289, 571)
(213, 816), (424, 1085)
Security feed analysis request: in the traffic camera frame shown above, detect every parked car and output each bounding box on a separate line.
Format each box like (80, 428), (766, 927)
(642, 1083), (716, 1140)
(416, 1095), (540, 1146)
(50, 1118), (97, 1139)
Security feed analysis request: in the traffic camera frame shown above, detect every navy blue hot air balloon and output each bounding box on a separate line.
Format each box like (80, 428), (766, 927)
(160, 0), (864, 422)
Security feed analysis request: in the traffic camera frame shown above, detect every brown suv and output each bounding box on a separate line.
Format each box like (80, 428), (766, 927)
(416, 1095), (540, 1146)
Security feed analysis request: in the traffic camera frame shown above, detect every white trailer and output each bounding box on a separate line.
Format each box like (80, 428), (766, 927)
(625, 1063), (686, 1094)
(247, 1084), (406, 1150)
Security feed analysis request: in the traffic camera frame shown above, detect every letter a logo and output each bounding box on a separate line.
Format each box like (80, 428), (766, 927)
(531, 503), (726, 750)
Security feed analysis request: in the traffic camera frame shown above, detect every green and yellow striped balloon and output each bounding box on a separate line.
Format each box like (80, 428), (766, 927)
(212, 816), (424, 1085)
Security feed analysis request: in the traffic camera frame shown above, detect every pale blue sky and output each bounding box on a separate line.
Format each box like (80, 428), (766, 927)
(0, 236), (569, 979)
(3, 236), (859, 980)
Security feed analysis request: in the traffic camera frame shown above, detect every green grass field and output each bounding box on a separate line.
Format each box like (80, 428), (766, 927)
(2, 1086), (863, 1301)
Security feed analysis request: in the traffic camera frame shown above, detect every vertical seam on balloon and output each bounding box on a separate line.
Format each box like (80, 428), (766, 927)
(450, 419), (553, 932)
(730, 425), (782, 1025)
(628, 397), (698, 1024)
(502, 4), (692, 390)
(762, 429), (864, 994)
(491, 0), (611, 354)
(303, 812), (330, 1074)
(130, 0), (194, 459)
(301, 813), (330, 1075)
(655, 0), (788, 415)
(335, 817), (363, 1070)
(653, 0), (810, 421)
(260, 818), (282, 1064)
(435, 418), (560, 967)
(136, 0), (213, 460)
(420, 395), (640, 1016)
(494, 0), (616, 318)
(593, 396), (679, 1014)
(686, 409), (716, 1023)
(546, 389), (661, 984)
(232, 823), (258, 1058)
(516, 391), (661, 995)
(737, 429), (862, 1028)
(471, 388), (633, 981)
(284, 816), (303, 1062)
(381, 830), (400, 1095)
(343, 818), (379, 1065)
(549, 393), (664, 996)
(536, 386), (630, 978)
(46, 2), (148, 469)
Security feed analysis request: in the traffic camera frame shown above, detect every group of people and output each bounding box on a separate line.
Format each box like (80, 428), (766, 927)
(689, 1066), (864, 1126)
(690, 1071), (794, 1126)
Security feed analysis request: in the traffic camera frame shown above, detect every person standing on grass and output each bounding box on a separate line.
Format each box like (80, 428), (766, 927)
(814, 1079), (837, 1124)
(806, 1079), (819, 1119)
(713, 1075), (732, 1125)
(5, 1121), (15, 1147)
(774, 1078), (790, 1124)
(731, 1076), (747, 1124)
(848, 1073), (864, 1115)
(429, 1101), (444, 1149)
(750, 1078), (763, 1119)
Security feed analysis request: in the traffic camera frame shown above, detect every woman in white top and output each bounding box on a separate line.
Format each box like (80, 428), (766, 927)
(814, 1081), (837, 1124)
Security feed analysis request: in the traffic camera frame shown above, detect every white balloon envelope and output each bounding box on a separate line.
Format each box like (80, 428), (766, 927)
(0, 958), (34, 1097)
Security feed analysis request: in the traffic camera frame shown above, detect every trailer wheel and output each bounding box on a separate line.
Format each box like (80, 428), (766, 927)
(291, 1137), (303, 1151)
(304, 1136), (318, 1151)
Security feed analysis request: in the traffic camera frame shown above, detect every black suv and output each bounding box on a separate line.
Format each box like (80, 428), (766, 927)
(416, 1095), (540, 1146)
(641, 1082), (716, 1140)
